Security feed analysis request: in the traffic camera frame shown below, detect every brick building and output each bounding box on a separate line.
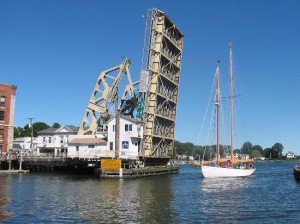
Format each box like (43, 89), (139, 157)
(0, 83), (17, 154)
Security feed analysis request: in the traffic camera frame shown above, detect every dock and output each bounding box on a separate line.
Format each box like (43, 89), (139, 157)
(1, 157), (179, 178)
(98, 165), (179, 179)
(0, 170), (30, 174)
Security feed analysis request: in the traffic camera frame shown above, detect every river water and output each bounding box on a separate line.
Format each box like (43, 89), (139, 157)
(0, 161), (299, 224)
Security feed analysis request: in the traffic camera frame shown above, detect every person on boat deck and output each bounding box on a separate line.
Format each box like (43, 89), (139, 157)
(250, 162), (254, 169)
(237, 163), (244, 169)
(218, 162), (224, 168)
(227, 161), (233, 168)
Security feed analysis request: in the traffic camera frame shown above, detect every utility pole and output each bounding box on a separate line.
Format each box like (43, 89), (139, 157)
(27, 118), (35, 155)
(8, 150), (11, 170)
(115, 110), (120, 158)
(19, 146), (23, 171)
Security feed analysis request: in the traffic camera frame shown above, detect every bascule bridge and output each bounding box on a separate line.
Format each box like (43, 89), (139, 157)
(77, 9), (184, 166)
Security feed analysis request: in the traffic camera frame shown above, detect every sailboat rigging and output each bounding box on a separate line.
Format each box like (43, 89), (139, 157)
(201, 43), (255, 178)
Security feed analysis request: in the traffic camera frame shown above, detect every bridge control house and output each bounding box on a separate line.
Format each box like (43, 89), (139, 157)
(67, 115), (143, 160)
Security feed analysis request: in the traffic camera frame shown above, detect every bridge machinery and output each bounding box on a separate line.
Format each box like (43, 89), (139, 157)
(140, 9), (184, 159)
(78, 58), (139, 135)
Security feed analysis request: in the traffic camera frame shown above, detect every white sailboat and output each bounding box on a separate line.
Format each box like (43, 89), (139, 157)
(201, 43), (255, 178)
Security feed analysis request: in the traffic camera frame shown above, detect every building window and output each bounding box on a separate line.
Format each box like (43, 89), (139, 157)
(60, 136), (64, 144)
(110, 142), (113, 150)
(88, 145), (94, 148)
(0, 129), (3, 140)
(0, 96), (5, 107)
(43, 137), (46, 143)
(113, 125), (115, 132)
(49, 137), (52, 143)
(76, 146), (79, 152)
(0, 111), (4, 121)
(125, 124), (132, 132)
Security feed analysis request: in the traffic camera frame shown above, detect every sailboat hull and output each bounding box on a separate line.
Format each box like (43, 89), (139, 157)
(201, 165), (255, 178)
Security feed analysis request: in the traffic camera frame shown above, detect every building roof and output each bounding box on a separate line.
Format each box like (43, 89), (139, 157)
(0, 83), (17, 90)
(12, 143), (22, 149)
(68, 138), (107, 145)
(59, 125), (78, 132)
(107, 115), (142, 125)
(38, 128), (56, 134)
(38, 125), (79, 135)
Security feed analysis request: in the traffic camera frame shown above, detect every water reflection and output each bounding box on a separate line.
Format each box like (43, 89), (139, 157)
(200, 176), (256, 222)
(135, 176), (176, 223)
(3, 163), (299, 223)
(82, 176), (177, 223)
(2, 173), (176, 223)
(0, 175), (12, 222)
(201, 176), (253, 193)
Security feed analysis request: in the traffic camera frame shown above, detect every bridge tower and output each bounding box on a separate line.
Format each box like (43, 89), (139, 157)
(139, 9), (184, 160)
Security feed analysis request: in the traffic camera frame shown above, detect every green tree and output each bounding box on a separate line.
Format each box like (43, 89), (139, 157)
(264, 147), (272, 158)
(52, 122), (61, 128)
(241, 141), (253, 155)
(33, 122), (50, 136)
(252, 145), (264, 155)
(16, 127), (26, 137)
(252, 149), (263, 158)
(22, 122), (50, 137)
(22, 125), (32, 137)
(181, 142), (194, 156)
(173, 140), (273, 161)
(271, 143), (284, 159)
(14, 127), (20, 138)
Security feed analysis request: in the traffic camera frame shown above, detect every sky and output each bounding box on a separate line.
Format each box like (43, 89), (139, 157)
(1, 0), (300, 154)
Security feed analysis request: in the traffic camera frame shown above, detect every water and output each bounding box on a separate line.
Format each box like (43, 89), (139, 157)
(1, 162), (299, 223)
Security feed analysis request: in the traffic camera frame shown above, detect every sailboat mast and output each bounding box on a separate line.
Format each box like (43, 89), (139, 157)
(229, 42), (235, 161)
(216, 63), (221, 162)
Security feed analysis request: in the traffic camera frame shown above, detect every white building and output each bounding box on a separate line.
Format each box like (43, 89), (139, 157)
(13, 137), (38, 155)
(234, 153), (250, 160)
(107, 116), (143, 159)
(67, 116), (143, 160)
(286, 151), (296, 159)
(37, 125), (78, 157)
(67, 134), (111, 159)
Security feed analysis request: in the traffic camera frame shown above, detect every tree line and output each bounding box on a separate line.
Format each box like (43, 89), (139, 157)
(174, 140), (285, 160)
(14, 122), (61, 138)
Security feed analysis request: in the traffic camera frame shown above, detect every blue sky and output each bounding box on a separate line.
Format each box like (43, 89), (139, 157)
(1, 0), (300, 154)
